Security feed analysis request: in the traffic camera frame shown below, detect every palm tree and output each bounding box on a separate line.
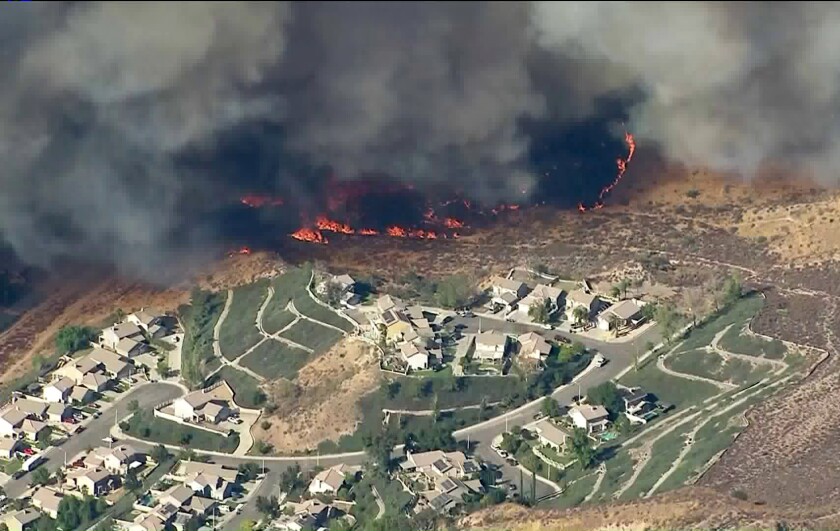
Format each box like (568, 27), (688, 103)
(607, 314), (620, 337)
(618, 278), (631, 300)
(572, 306), (589, 326)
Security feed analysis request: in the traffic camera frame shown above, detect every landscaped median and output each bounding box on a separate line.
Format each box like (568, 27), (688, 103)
(121, 409), (239, 453)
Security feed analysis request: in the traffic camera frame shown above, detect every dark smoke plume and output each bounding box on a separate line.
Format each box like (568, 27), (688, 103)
(2, 2), (839, 276)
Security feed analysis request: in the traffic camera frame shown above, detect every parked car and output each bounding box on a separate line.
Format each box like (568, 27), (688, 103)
(506, 457), (518, 466)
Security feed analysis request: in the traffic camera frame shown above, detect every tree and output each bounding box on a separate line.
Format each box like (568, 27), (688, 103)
(124, 469), (141, 492)
(499, 432), (523, 455)
(609, 285), (621, 299)
(238, 462), (260, 482)
(255, 495), (279, 518)
(30, 466), (50, 487)
(541, 398), (562, 418)
(434, 274), (476, 309)
(364, 431), (395, 473)
(386, 381), (401, 399)
(55, 325), (97, 355)
(528, 298), (550, 324)
(681, 286), (704, 327)
(655, 303), (679, 342)
(479, 396), (489, 421)
(614, 414), (632, 435)
(568, 428), (596, 469)
(641, 302), (657, 322)
(127, 399), (140, 413)
(32, 354), (46, 372)
(587, 382), (623, 417)
(150, 444), (169, 463)
(607, 313), (620, 337)
(618, 278), (631, 299)
(721, 275), (742, 307)
(325, 281), (344, 307)
(0, 523), (8, 531)
(431, 393), (440, 424)
(239, 520), (257, 531)
(572, 305), (589, 325)
(157, 359), (169, 378)
(279, 464), (302, 493)
(36, 425), (53, 445)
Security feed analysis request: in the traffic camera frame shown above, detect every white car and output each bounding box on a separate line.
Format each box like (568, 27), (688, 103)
(593, 354), (607, 367)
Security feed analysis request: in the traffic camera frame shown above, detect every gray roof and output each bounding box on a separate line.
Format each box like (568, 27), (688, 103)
(491, 276), (526, 293)
(88, 348), (130, 375)
(109, 322), (142, 339)
(533, 418), (571, 446)
(5, 509), (40, 526)
(568, 290), (598, 308)
(572, 404), (609, 422)
(476, 331), (507, 347)
(531, 284), (564, 301)
(606, 300), (643, 320)
(49, 377), (75, 393)
(0, 408), (28, 427)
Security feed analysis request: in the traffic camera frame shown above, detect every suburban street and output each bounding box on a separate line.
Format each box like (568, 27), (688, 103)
(3, 315), (661, 517)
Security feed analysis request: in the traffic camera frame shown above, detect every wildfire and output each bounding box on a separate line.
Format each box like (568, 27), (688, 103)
(315, 216), (354, 234)
(291, 228), (327, 244)
(387, 226), (408, 237)
(240, 195), (284, 208)
(358, 228), (379, 235)
(579, 132), (636, 212)
(227, 246), (252, 256)
(443, 217), (464, 229)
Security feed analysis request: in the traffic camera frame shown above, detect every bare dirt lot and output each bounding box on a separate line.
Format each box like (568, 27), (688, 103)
(253, 338), (380, 453)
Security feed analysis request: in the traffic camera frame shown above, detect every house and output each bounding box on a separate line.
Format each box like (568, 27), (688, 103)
(381, 309), (414, 342)
(100, 322), (144, 350)
(308, 463), (357, 495)
(532, 418), (571, 451)
(400, 342), (431, 371)
(566, 290), (602, 322)
(20, 419), (48, 441)
(43, 377), (75, 403)
(401, 450), (478, 479)
(0, 437), (21, 459)
(179, 461), (238, 500)
(82, 372), (111, 393)
(56, 356), (101, 386)
(74, 468), (113, 496)
(519, 285), (565, 316)
(162, 484), (195, 509)
(0, 408), (28, 437)
(2, 509), (40, 531)
(474, 331), (508, 362)
(46, 403), (71, 423)
(376, 294), (404, 314)
(89, 348), (133, 379)
(88, 444), (146, 474)
(518, 332), (552, 361)
(127, 309), (166, 336)
(186, 495), (218, 517)
(569, 404), (609, 433)
(57, 348), (132, 386)
(13, 398), (48, 419)
(597, 299), (645, 331)
(69, 385), (95, 405)
(32, 488), (63, 518)
(171, 386), (233, 424)
(489, 277), (528, 299)
(115, 337), (147, 358)
(131, 514), (167, 531)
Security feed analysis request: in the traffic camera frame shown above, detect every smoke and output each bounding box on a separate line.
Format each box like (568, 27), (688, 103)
(3, 2), (840, 276)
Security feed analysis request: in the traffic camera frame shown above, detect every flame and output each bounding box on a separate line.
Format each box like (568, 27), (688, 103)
(387, 226), (408, 237)
(443, 217), (464, 228)
(240, 195), (284, 208)
(579, 132), (636, 212)
(227, 246), (252, 256)
(291, 228), (327, 244)
(359, 228), (379, 236)
(315, 216), (354, 234)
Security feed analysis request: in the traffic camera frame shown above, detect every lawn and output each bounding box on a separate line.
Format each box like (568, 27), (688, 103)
(719, 323), (787, 359)
(674, 295), (763, 354)
(542, 471), (600, 510)
(619, 357), (719, 408)
(293, 293), (355, 332)
(666, 349), (773, 386)
(618, 426), (690, 500)
(352, 473), (415, 527)
(279, 320), (344, 354)
(591, 448), (634, 502)
(382, 374), (524, 410)
(262, 310), (296, 335)
(262, 266), (312, 334)
(212, 366), (266, 409)
(218, 280), (270, 359)
(123, 410), (239, 453)
(239, 340), (312, 380)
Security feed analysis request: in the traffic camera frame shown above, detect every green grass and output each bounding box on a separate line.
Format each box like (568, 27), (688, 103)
(619, 357), (719, 408)
(719, 323), (787, 359)
(542, 472), (600, 510)
(279, 320), (344, 354)
(667, 349), (773, 386)
(218, 280), (269, 359)
(212, 366), (266, 409)
(618, 426), (689, 500)
(262, 266), (313, 334)
(352, 473), (415, 527)
(239, 340), (312, 380)
(123, 410), (239, 453)
(590, 448), (634, 502)
(381, 375), (523, 410)
(262, 310), (296, 334)
(179, 291), (226, 387)
(674, 295), (763, 354)
(293, 293), (355, 332)
(3, 457), (22, 475)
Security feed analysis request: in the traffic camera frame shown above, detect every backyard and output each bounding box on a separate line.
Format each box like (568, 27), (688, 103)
(262, 266), (313, 334)
(279, 320), (344, 354)
(218, 280), (270, 359)
(122, 410), (240, 453)
(211, 366), (266, 409)
(293, 293), (355, 332)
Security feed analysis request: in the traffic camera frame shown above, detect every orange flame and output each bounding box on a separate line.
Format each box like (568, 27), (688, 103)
(625, 131), (636, 162)
(358, 228), (379, 236)
(579, 132), (636, 212)
(227, 246), (252, 256)
(387, 226), (408, 237)
(315, 216), (354, 234)
(443, 217), (465, 228)
(240, 195), (284, 208)
(291, 228), (327, 244)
